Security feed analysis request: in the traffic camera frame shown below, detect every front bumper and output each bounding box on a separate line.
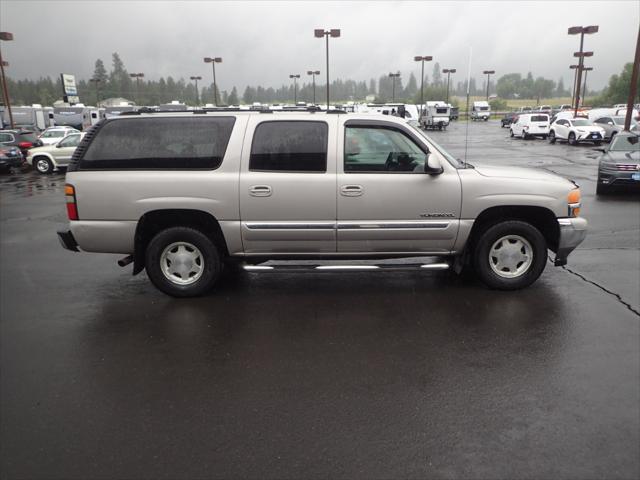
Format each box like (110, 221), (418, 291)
(577, 131), (603, 142)
(598, 167), (640, 188)
(554, 217), (587, 266)
(0, 156), (23, 168)
(57, 229), (80, 252)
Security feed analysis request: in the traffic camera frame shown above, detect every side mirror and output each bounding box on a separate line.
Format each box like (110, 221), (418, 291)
(55, 143), (62, 148)
(424, 153), (443, 175)
(608, 122), (614, 125)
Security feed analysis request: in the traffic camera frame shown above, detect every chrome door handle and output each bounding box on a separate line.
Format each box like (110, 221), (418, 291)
(249, 185), (272, 197)
(340, 185), (364, 197)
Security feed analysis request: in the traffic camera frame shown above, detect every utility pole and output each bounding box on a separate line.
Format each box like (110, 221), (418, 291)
(89, 78), (101, 107)
(388, 72), (400, 102)
(624, 23), (640, 131)
(483, 70), (495, 101)
(443, 68), (456, 104)
(0, 32), (15, 129)
(314, 28), (340, 110)
(568, 25), (598, 116)
(204, 57), (222, 106)
(307, 70), (320, 105)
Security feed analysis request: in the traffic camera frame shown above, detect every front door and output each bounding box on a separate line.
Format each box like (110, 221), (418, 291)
(337, 121), (462, 253)
(239, 117), (338, 254)
(55, 133), (82, 166)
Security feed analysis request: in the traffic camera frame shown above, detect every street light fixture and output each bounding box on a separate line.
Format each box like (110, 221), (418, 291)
(482, 70), (495, 102)
(89, 78), (102, 107)
(414, 55), (433, 117)
(190, 76), (202, 106)
(442, 68), (457, 105)
(0, 31), (15, 128)
(204, 57), (222, 106)
(129, 73), (144, 106)
(307, 70), (320, 105)
(289, 74), (301, 104)
(388, 72), (401, 102)
(314, 28), (341, 110)
(568, 25), (599, 115)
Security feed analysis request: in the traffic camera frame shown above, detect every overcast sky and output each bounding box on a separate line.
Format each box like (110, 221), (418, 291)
(1, 0), (638, 92)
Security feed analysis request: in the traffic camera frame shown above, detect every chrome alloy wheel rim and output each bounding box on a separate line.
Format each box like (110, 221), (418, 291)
(36, 159), (49, 172)
(160, 242), (204, 285)
(489, 235), (533, 278)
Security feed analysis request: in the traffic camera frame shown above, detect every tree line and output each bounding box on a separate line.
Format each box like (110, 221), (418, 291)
(3, 52), (635, 107)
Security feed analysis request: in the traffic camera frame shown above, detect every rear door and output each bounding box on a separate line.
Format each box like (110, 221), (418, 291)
(239, 116), (338, 254)
(336, 119), (461, 253)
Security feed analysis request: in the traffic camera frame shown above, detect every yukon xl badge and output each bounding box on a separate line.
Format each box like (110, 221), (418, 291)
(420, 213), (455, 218)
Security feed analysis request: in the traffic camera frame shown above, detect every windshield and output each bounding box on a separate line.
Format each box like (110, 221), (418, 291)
(612, 117), (628, 125)
(42, 130), (66, 138)
(571, 119), (592, 127)
(609, 135), (640, 152)
(478, 106), (489, 111)
(408, 123), (463, 168)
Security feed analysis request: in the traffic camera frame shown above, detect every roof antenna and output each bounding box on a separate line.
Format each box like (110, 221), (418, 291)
(464, 46), (472, 168)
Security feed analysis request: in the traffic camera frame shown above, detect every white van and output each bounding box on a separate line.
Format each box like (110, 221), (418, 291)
(471, 101), (491, 121)
(510, 113), (550, 139)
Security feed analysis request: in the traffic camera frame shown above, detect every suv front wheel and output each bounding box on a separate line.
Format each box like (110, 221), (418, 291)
(473, 220), (547, 290)
(145, 226), (222, 297)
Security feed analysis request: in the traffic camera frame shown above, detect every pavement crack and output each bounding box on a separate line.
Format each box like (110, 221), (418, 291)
(560, 265), (640, 317)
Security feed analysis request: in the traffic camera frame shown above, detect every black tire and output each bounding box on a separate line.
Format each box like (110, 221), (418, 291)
(0, 165), (11, 174)
(542, 135), (548, 140)
(593, 141), (601, 146)
(549, 130), (556, 144)
(510, 129), (514, 138)
(472, 220), (548, 290)
(568, 132), (577, 146)
(145, 226), (222, 297)
(34, 156), (53, 174)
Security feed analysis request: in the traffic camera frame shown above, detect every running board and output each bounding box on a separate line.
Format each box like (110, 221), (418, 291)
(242, 262), (450, 272)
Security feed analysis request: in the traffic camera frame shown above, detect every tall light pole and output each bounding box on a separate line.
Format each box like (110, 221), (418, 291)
(129, 72), (144, 105)
(624, 22), (640, 131)
(388, 72), (400, 102)
(307, 70), (320, 105)
(289, 74), (300, 104)
(414, 55), (432, 117)
(190, 76), (202, 106)
(89, 78), (101, 107)
(443, 68), (456, 104)
(204, 57), (222, 106)
(568, 25), (599, 116)
(581, 66), (593, 105)
(483, 70), (495, 101)
(569, 64), (580, 109)
(0, 31), (14, 129)
(314, 28), (340, 110)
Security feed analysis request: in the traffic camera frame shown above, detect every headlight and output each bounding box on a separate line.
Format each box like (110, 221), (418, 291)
(568, 189), (581, 217)
(576, 129), (585, 133)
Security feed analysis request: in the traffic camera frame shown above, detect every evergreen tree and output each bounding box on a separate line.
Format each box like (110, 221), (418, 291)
(93, 59), (108, 83)
(432, 63), (442, 86)
(227, 86), (239, 105)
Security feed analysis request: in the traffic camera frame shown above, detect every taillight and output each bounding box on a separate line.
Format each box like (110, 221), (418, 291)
(65, 184), (79, 220)
(18, 141), (33, 149)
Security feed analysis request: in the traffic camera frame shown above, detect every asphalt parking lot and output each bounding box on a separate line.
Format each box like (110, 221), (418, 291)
(1, 120), (638, 479)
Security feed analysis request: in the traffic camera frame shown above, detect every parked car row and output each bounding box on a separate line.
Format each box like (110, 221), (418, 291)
(0, 126), (83, 174)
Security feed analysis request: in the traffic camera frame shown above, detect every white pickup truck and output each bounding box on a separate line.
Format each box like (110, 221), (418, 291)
(58, 111), (587, 297)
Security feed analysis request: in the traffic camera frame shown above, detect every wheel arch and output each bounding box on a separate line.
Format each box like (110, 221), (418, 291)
(132, 209), (229, 275)
(466, 205), (560, 255)
(31, 152), (56, 167)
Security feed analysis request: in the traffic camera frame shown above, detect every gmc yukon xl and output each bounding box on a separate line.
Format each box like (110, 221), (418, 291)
(58, 111), (587, 297)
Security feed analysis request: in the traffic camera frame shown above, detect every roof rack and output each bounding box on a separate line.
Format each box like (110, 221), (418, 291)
(117, 106), (347, 116)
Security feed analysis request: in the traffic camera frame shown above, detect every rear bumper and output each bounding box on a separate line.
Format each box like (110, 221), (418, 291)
(554, 217), (587, 266)
(0, 156), (23, 168)
(57, 229), (80, 252)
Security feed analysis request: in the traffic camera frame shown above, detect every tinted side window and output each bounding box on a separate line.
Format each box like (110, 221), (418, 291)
(80, 116), (235, 170)
(250, 121), (327, 172)
(0, 133), (14, 143)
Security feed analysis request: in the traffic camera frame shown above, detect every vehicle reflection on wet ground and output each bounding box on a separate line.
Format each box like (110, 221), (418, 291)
(1, 121), (638, 479)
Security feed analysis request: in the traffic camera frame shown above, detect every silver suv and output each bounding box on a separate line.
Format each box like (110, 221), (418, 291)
(58, 111), (587, 297)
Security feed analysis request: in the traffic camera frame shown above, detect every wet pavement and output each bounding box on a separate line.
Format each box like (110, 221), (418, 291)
(1, 121), (639, 479)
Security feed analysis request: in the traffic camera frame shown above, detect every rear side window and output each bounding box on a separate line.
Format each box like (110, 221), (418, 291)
(531, 115), (548, 122)
(79, 116), (235, 170)
(249, 121), (327, 172)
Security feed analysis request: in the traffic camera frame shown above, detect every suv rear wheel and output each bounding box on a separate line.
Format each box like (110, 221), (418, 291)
(145, 226), (222, 297)
(549, 130), (556, 144)
(473, 220), (547, 290)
